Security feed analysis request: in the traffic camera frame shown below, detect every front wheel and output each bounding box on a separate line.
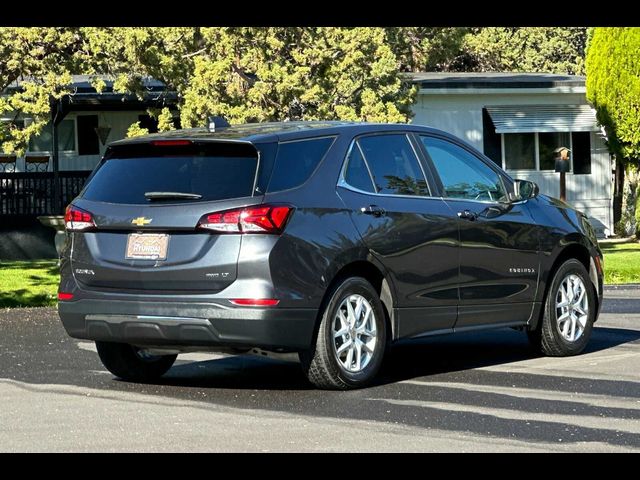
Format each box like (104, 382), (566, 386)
(529, 259), (596, 356)
(300, 277), (387, 390)
(96, 341), (177, 382)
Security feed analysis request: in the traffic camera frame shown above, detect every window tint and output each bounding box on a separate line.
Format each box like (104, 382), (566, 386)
(357, 134), (429, 196)
(421, 136), (507, 202)
(504, 133), (535, 170)
(267, 137), (335, 192)
(344, 144), (375, 193)
(82, 143), (258, 204)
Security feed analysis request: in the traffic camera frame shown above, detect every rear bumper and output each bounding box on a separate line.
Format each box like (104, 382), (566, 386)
(58, 299), (318, 352)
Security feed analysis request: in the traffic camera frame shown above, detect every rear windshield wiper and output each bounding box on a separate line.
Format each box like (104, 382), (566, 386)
(144, 191), (203, 201)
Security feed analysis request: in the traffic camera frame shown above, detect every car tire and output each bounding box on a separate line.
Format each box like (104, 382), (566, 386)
(96, 341), (177, 382)
(529, 259), (596, 356)
(300, 277), (387, 390)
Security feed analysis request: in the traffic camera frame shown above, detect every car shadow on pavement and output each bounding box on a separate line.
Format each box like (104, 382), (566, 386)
(6, 312), (639, 448)
(154, 354), (312, 390)
(147, 326), (640, 391)
(374, 326), (640, 387)
(129, 326), (640, 448)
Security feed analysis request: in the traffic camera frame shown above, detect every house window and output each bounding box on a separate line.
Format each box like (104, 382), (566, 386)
(77, 115), (100, 155)
(28, 119), (76, 153)
(502, 132), (591, 173)
(539, 132), (571, 171)
(572, 132), (592, 174)
(503, 133), (535, 170)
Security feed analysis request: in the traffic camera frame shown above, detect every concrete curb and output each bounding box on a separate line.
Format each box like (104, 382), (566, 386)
(604, 283), (640, 290)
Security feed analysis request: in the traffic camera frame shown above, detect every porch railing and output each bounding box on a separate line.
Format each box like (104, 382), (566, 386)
(0, 171), (91, 216)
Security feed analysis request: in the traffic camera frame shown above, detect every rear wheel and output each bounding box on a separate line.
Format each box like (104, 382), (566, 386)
(96, 341), (177, 382)
(300, 277), (387, 390)
(529, 259), (595, 356)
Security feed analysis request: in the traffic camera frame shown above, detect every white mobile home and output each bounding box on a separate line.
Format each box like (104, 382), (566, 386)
(409, 73), (613, 237)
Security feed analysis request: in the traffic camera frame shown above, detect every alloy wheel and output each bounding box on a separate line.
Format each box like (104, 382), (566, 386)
(555, 274), (589, 342)
(332, 294), (377, 372)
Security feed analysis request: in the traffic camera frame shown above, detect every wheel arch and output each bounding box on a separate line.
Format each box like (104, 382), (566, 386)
(531, 241), (598, 331)
(319, 260), (397, 342)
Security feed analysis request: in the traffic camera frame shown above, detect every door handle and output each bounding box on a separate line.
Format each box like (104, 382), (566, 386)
(361, 205), (385, 217)
(457, 209), (478, 221)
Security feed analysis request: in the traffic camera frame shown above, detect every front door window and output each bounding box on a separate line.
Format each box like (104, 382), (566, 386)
(420, 136), (507, 202)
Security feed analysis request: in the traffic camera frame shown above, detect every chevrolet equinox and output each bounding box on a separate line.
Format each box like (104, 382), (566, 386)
(58, 121), (604, 389)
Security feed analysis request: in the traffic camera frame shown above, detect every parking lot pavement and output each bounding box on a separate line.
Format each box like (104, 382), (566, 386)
(0, 287), (639, 452)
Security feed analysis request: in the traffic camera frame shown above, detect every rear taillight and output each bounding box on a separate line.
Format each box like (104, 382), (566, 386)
(198, 205), (293, 234)
(64, 205), (96, 232)
(58, 292), (74, 301)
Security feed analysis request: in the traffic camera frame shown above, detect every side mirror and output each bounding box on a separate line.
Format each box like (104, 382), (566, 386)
(512, 179), (539, 202)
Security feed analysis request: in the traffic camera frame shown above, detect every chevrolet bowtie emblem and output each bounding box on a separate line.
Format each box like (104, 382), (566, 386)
(131, 217), (152, 227)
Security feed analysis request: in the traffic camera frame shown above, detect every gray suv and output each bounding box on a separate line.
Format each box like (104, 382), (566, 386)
(58, 121), (603, 389)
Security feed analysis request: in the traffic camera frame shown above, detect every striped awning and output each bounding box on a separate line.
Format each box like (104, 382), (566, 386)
(485, 105), (599, 133)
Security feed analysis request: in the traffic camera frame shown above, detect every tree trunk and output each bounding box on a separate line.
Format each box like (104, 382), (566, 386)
(613, 156), (624, 226)
(619, 162), (640, 237)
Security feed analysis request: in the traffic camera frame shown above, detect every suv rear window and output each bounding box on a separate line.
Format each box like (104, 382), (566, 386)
(81, 142), (259, 204)
(267, 137), (335, 192)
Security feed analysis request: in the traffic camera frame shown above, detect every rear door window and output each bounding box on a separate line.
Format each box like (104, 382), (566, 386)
(357, 134), (430, 196)
(82, 142), (259, 204)
(267, 137), (335, 192)
(344, 143), (376, 193)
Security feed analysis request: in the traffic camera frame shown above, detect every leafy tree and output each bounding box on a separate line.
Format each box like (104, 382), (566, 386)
(125, 107), (176, 138)
(179, 27), (416, 126)
(0, 28), (83, 154)
(586, 28), (640, 236)
(385, 27), (472, 72)
(384, 27), (587, 74)
(79, 27), (416, 128)
(125, 121), (149, 138)
(78, 27), (198, 101)
(2, 27), (590, 154)
(464, 27), (588, 75)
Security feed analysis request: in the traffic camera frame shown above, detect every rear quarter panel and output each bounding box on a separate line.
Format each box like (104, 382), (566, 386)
(263, 134), (374, 309)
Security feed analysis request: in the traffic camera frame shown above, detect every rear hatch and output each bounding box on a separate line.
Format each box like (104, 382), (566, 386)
(69, 139), (275, 293)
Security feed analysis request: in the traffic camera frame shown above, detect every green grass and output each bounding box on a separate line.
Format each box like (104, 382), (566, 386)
(0, 259), (59, 308)
(0, 241), (637, 309)
(600, 241), (640, 285)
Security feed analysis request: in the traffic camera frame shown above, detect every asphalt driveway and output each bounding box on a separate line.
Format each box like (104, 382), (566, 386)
(0, 286), (638, 452)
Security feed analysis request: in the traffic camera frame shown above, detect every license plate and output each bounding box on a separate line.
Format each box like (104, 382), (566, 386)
(125, 234), (169, 260)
